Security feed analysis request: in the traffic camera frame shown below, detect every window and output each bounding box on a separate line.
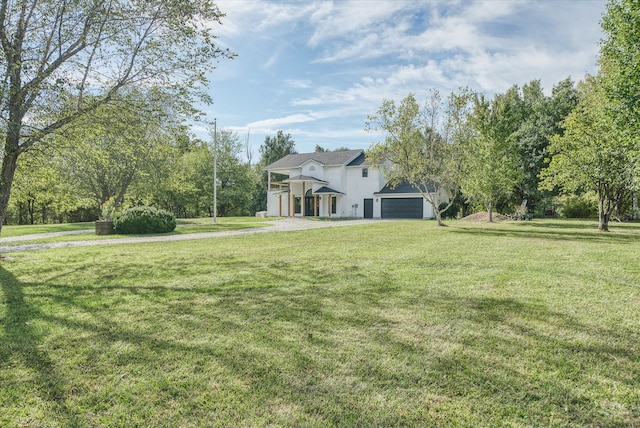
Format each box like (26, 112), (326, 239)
(294, 197), (301, 214)
(362, 168), (368, 177)
(331, 196), (337, 214)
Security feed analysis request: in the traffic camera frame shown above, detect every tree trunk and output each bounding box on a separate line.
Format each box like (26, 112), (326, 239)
(487, 201), (494, 222)
(434, 209), (445, 226)
(598, 196), (610, 232)
(28, 198), (35, 224)
(0, 144), (20, 237)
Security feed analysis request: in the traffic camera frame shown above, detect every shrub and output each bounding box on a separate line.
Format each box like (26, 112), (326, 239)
(557, 194), (598, 218)
(114, 206), (176, 234)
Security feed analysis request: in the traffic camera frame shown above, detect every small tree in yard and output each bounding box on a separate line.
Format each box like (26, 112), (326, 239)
(458, 87), (524, 222)
(366, 91), (462, 226)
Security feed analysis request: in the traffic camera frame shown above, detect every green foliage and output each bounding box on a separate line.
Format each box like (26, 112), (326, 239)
(254, 130), (297, 213)
(540, 76), (636, 230)
(438, 191), (468, 219)
(58, 91), (177, 215)
(259, 130), (297, 166)
(366, 91), (462, 225)
(114, 206), (176, 234)
(214, 130), (257, 217)
(458, 87), (524, 220)
(556, 194), (598, 218)
(8, 150), (89, 224)
(513, 78), (578, 212)
(0, 0), (234, 234)
(600, 0), (640, 119)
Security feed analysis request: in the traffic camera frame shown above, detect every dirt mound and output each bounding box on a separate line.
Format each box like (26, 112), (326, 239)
(460, 211), (510, 222)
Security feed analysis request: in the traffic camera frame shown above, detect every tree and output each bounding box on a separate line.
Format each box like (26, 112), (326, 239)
(252, 130), (296, 213)
(540, 76), (636, 231)
(600, 0), (640, 124)
(259, 130), (297, 167)
(366, 91), (462, 226)
(9, 150), (79, 224)
(57, 91), (173, 218)
(165, 146), (212, 217)
(213, 129), (255, 216)
(0, 0), (234, 235)
(600, 0), (640, 219)
(513, 78), (578, 214)
(459, 87), (524, 221)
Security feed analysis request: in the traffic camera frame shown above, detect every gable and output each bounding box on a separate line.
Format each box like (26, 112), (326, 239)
(266, 149), (363, 170)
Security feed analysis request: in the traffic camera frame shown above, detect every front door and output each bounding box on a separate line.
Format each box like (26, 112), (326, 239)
(364, 198), (373, 218)
(305, 189), (318, 216)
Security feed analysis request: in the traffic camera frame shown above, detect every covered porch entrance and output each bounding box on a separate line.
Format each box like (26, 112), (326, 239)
(283, 175), (328, 218)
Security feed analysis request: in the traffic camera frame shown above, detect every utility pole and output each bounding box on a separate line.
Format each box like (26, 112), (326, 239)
(213, 118), (218, 225)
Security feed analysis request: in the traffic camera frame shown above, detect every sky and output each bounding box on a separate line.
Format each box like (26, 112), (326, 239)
(199, 0), (607, 158)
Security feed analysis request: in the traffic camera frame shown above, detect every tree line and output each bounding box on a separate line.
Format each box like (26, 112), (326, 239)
(367, 0), (639, 231)
(1, 0), (637, 233)
(7, 120), (298, 225)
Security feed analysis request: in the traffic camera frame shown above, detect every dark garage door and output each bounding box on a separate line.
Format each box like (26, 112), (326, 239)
(381, 198), (423, 219)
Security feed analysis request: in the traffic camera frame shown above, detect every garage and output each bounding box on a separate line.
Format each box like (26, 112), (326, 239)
(381, 198), (423, 219)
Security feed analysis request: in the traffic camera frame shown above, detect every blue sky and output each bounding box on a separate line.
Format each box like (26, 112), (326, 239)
(201, 0), (606, 157)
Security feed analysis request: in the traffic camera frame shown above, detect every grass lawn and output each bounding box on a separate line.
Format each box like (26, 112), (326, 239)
(0, 217), (273, 246)
(1, 219), (639, 426)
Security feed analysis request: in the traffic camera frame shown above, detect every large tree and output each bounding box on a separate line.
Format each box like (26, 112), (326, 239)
(366, 91), (462, 226)
(252, 130), (296, 213)
(58, 91), (173, 219)
(600, 0), (640, 125)
(512, 78), (578, 214)
(459, 87), (524, 222)
(0, 0), (233, 235)
(540, 76), (636, 231)
(213, 129), (255, 217)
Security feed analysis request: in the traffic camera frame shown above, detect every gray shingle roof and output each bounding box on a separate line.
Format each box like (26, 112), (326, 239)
(284, 175), (328, 183)
(266, 149), (363, 170)
(375, 181), (436, 194)
(314, 186), (344, 195)
(346, 152), (370, 167)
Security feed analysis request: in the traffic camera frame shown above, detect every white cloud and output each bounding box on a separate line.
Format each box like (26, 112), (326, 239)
(285, 79), (312, 89)
(247, 114), (314, 129)
(205, 0), (606, 153)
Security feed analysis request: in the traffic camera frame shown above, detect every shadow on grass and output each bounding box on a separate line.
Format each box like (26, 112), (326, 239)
(2, 259), (639, 426)
(0, 267), (81, 426)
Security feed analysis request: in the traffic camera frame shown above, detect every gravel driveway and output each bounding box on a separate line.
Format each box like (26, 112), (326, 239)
(0, 218), (388, 253)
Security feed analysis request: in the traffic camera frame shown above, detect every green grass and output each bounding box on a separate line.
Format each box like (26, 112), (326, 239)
(1, 219), (639, 427)
(0, 217), (272, 246)
(0, 222), (95, 238)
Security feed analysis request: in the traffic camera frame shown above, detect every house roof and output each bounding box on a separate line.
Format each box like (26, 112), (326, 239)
(314, 186), (345, 195)
(375, 181), (436, 195)
(345, 151), (370, 167)
(266, 149), (363, 170)
(283, 175), (328, 184)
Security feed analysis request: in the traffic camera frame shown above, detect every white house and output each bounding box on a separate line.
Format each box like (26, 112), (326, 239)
(265, 149), (439, 219)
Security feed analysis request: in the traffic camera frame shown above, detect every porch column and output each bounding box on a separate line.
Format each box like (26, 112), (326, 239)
(290, 190), (294, 218)
(328, 194), (331, 218)
(314, 195), (318, 218)
(301, 182), (306, 217)
(278, 194), (282, 217)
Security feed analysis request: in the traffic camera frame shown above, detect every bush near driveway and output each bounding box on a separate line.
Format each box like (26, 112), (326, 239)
(114, 206), (176, 234)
